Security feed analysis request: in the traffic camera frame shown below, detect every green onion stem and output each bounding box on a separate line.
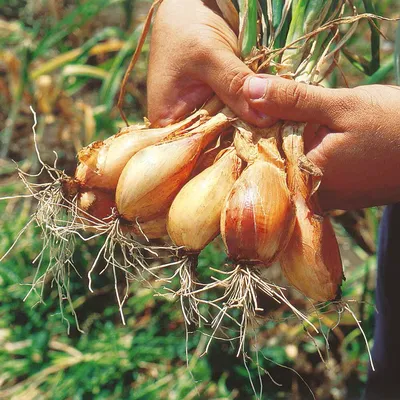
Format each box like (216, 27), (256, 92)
(362, 0), (380, 74)
(239, 0), (258, 58)
(395, 21), (400, 85)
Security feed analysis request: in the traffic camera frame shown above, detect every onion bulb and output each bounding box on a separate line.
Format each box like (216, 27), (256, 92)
(130, 216), (168, 239)
(280, 196), (343, 301)
(116, 112), (232, 222)
(116, 135), (201, 222)
(280, 122), (343, 301)
(75, 116), (200, 190)
(221, 156), (294, 265)
(168, 148), (242, 252)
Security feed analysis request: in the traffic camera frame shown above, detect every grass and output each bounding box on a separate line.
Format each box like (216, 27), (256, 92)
(0, 1), (398, 399)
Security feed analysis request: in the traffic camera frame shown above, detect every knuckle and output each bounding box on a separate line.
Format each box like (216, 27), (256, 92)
(356, 87), (390, 131)
(274, 81), (310, 109)
(226, 67), (249, 97)
(357, 87), (378, 107)
(287, 83), (308, 107)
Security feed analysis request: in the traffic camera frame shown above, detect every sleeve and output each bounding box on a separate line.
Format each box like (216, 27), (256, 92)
(364, 203), (400, 400)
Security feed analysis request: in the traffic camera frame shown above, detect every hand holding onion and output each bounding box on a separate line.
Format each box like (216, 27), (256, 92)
(243, 78), (400, 211)
(147, 0), (268, 127)
(13, 1), (398, 362)
(149, 0), (400, 212)
(71, 0), (400, 310)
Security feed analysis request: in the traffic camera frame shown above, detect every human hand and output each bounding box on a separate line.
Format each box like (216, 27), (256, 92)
(147, 0), (272, 127)
(243, 77), (400, 210)
(148, 0), (400, 211)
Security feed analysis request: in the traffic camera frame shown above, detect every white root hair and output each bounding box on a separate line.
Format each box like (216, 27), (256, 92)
(0, 107), (177, 328)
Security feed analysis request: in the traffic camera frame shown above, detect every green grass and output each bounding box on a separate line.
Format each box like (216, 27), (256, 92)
(0, 1), (398, 399)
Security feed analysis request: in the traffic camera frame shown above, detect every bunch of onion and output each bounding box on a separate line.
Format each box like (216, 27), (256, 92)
(3, 0), (389, 363)
(74, 108), (234, 290)
(4, 99), (240, 326)
(173, 0), (384, 364)
(166, 0), (346, 338)
(73, 0), (379, 339)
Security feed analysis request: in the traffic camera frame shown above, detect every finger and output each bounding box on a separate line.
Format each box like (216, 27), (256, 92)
(243, 75), (357, 129)
(147, 67), (213, 127)
(147, 0), (279, 128)
(147, 0), (243, 126)
(146, 13), (215, 126)
(148, 46), (278, 128)
(189, 48), (278, 127)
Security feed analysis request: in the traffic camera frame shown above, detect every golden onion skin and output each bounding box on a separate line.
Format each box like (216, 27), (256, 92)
(221, 160), (295, 265)
(280, 196), (343, 301)
(280, 122), (344, 301)
(116, 113), (232, 222)
(168, 149), (242, 252)
(116, 134), (203, 222)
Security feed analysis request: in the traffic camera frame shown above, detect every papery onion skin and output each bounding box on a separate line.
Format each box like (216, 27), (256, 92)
(280, 196), (343, 301)
(280, 122), (344, 301)
(168, 149), (242, 252)
(75, 162), (98, 189)
(116, 113), (232, 222)
(221, 160), (295, 265)
(116, 134), (203, 222)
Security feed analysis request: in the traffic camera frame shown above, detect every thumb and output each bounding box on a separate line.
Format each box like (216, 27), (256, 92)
(148, 47), (279, 127)
(243, 74), (355, 129)
(191, 49), (277, 127)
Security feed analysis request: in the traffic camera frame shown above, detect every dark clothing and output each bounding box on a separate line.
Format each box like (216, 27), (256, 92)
(364, 204), (400, 400)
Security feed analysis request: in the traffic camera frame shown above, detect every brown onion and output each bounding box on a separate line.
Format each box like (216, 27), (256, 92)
(168, 149), (242, 252)
(116, 112), (232, 222)
(221, 158), (294, 265)
(280, 122), (344, 301)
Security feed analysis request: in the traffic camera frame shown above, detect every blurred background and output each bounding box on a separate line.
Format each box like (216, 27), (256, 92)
(0, 1), (399, 399)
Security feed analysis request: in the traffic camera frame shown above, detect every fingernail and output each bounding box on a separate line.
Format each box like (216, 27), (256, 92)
(247, 77), (268, 100)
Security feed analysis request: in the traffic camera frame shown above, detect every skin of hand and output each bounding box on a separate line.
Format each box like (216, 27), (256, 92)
(147, 0), (400, 211)
(147, 0), (264, 126)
